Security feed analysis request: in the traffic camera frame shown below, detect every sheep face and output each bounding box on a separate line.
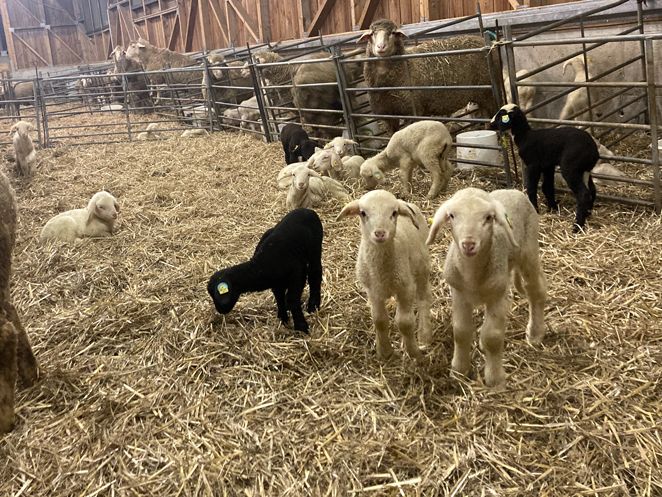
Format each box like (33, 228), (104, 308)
(89, 191), (120, 222)
(427, 189), (516, 256)
(125, 38), (151, 63)
(207, 271), (240, 314)
(337, 190), (419, 245)
(489, 103), (524, 132)
(291, 165), (320, 191)
(359, 20), (406, 58)
(325, 137), (357, 158)
(359, 158), (385, 189)
(9, 121), (34, 137)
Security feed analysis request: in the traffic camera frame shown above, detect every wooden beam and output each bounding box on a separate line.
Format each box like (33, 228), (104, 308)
(350, 0), (357, 30)
(226, 0), (259, 43)
(167, 15), (180, 50)
(507, 0), (522, 9)
(358, 0), (380, 30)
(12, 32), (50, 65)
(419, 0), (429, 22)
(199, 0), (210, 49)
(306, 0), (337, 37)
(297, 0), (311, 38)
(257, 0), (270, 42)
(224, 0), (233, 47)
(208, 0), (229, 46)
(34, 0), (55, 65)
(47, 28), (85, 62)
(0, 0), (18, 70)
(183, 0), (198, 51)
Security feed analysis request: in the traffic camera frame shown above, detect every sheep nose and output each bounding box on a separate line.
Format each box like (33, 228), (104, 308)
(461, 241), (476, 253)
(112, 212), (118, 219)
(373, 229), (387, 241)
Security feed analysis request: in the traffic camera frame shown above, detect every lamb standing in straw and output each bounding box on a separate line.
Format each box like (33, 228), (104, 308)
(10, 121), (36, 177)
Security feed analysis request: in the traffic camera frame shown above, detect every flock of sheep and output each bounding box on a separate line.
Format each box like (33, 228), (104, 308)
(0, 17), (627, 434)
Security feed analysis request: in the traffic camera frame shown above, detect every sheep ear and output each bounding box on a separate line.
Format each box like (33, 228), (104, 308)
(357, 31), (372, 44)
(426, 200), (452, 245)
(493, 202), (519, 249)
(347, 139), (358, 145)
(394, 29), (408, 38)
(136, 42), (146, 48)
(336, 200), (360, 220)
(373, 170), (384, 180)
(114, 201), (120, 213)
(314, 146), (323, 153)
(308, 168), (321, 178)
(398, 201), (419, 230)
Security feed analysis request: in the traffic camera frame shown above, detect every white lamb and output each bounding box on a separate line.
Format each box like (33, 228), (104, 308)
(340, 155), (364, 179)
(427, 187), (547, 387)
(136, 122), (163, 141)
(181, 129), (209, 138)
(40, 191), (120, 243)
(324, 137), (357, 158)
(307, 147), (343, 179)
(10, 121), (36, 177)
(503, 70), (537, 111)
(337, 190), (432, 360)
(278, 163), (349, 210)
(359, 120), (452, 199)
(559, 55), (593, 121)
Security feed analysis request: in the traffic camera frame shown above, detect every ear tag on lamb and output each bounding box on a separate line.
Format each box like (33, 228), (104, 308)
(217, 282), (229, 295)
(427, 217), (434, 226)
(501, 114), (510, 124)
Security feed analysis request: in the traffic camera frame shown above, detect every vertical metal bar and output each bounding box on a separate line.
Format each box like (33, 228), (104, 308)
(644, 38), (660, 213)
(32, 71), (42, 147)
(202, 54), (216, 131)
(247, 55), (272, 142)
(332, 46), (357, 145)
(121, 72), (133, 141)
(502, 24), (519, 186)
(579, 19), (595, 135)
(636, 0), (649, 125)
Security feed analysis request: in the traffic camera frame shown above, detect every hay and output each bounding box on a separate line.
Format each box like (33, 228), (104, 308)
(0, 132), (660, 496)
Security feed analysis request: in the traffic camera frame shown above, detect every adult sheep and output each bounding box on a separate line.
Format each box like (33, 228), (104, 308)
(359, 19), (497, 134)
(109, 45), (152, 111)
(203, 52), (253, 106)
(0, 172), (38, 433)
(125, 38), (199, 86)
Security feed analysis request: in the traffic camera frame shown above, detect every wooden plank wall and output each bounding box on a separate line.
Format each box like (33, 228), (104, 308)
(2, 0), (581, 70)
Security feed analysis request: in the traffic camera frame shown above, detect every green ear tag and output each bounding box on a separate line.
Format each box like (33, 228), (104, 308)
(501, 114), (510, 124)
(217, 282), (229, 295)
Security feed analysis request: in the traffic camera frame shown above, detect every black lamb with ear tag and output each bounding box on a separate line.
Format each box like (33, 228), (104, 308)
(490, 103), (599, 233)
(280, 123), (319, 164)
(207, 208), (323, 333)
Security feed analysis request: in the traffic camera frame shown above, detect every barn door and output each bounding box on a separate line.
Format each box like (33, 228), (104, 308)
(0, 0), (94, 70)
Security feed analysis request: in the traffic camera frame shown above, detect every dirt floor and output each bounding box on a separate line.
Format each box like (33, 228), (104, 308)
(0, 131), (660, 496)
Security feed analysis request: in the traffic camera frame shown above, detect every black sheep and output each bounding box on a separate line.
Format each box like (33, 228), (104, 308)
(490, 104), (599, 232)
(280, 123), (318, 164)
(207, 208), (323, 333)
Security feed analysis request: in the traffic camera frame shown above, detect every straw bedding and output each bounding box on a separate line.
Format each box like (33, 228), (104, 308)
(0, 131), (660, 496)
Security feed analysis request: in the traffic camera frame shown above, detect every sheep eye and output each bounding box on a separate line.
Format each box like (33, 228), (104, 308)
(448, 213), (454, 220)
(391, 210), (398, 218)
(485, 214), (493, 223)
(359, 210), (367, 219)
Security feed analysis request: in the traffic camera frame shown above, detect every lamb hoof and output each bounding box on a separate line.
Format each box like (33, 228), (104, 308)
(572, 223), (584, 234)
(293, 321), (309, 334)
(306, 299), (320, 313)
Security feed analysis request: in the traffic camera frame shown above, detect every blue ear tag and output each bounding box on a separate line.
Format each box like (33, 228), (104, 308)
(217, 282), (229, 295)
(501, 114), (510, 124)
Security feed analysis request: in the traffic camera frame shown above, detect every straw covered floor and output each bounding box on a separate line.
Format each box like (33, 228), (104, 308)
(0, 131), (660, 496)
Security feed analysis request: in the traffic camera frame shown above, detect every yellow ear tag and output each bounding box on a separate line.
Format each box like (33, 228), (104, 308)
(505, 213), (513, 229)
(501, 114), (510, 124)
(427, 217), (434, 226)
(217, 282), (229, 295)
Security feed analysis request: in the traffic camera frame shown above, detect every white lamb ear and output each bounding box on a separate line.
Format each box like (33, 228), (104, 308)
(373, 170), (384, 181)
(136, 42), (146, 48)
(114, 201), (120, 213)
(357, 31), (373, 44)
(308, 168), (321, 178)
(426, 200), (452, 245)
(336, 200), (360, 221)
(493, 202), (519, 249)
(398, 201), (419, 230)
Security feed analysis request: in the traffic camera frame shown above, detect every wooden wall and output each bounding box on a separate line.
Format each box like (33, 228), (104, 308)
(1, 0), (580, 70)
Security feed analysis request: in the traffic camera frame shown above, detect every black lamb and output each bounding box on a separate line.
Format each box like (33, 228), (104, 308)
(280, 123), (318, 164)
(207, 208), (323, 333)
(490, 104), (599, 232)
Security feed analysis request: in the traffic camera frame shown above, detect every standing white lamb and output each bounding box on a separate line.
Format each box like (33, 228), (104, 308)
(337, 190), (432, 360)
(10, 121), (36, 177)
(359, 120), (452, 199)
(427, 187), (547, 387)
(40, 191), (120, 243)
(559, 55), (593, 121)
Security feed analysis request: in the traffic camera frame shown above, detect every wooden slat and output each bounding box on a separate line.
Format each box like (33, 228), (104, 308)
(257, 0), (270, 41)
(208, 0), (229, 46)
(358, 0), (380, 29)
(0, 0), (18, 70)
(226, 0), (259, 42)
(167, 14), (179, 49)
(12, 32), (50, 65)
(49, 28), (84, 61)
(183, 0), (197, 50)
(306, 0), (336, 37)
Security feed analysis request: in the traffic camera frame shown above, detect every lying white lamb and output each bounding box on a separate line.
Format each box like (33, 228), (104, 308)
(181, 128), (209, 138)
(337, 189), (432, 360)
(360, 120), (453, 199)
(40, 191), (120, 243)
(427, 187), (547, 387)
(278, 163), (349, 210)
(10, 121), (36, 177)
(136, 122), (163, 141)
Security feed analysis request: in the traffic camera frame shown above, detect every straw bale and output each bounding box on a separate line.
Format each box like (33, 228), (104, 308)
(0, 130), (659, 496)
